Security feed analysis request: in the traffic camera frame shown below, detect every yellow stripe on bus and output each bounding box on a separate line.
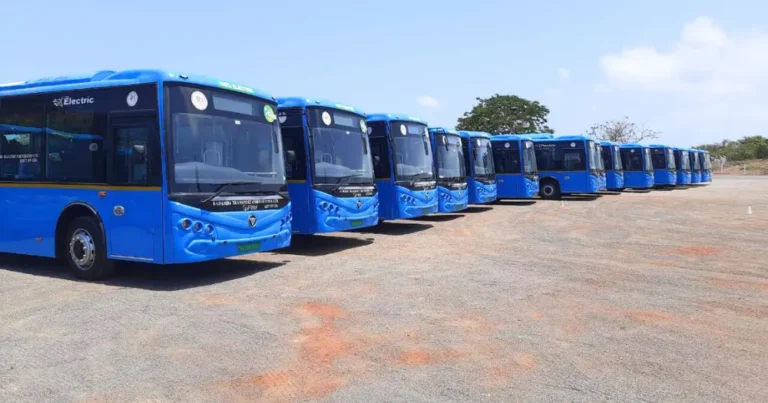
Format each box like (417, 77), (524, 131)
(0, 183), (162, 191)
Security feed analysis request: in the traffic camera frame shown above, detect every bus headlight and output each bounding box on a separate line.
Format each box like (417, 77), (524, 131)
(205, 224), (215, 235)
(193, 222), (203, 232)
(180, 219), (192, 230)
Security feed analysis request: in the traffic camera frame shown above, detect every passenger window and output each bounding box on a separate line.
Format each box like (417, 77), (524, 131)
(563, 151), (585, 171)
(114, 127), (150, 185)
(0, 100), (45, 181)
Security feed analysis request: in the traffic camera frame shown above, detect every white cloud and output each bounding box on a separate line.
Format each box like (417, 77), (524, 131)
(600, 16), (768, 95)
(558, 67), (571, 81)
(416, 95), (439, 107)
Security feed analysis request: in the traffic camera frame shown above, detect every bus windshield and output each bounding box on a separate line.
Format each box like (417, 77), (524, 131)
(391, 121), (434, 182)
(522, 140), (537, 175)
(667, 149), (677, 170)
(169, 85), (285, 193)
(308, 109), (373, 185)
(643, 148), (653, 173)
(680, 151), (691, 171)
(587, 141), (599, 174)
(704, 154), (712, 170)
(473, 138), (495, 178)
(595, 144), (605, 173)
(691, 153), (700, 171)
(435, 133), (466, 181)
(613, 146), (623, 172)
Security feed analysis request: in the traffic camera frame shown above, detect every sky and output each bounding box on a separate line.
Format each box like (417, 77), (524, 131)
(1, 0), (767, 147)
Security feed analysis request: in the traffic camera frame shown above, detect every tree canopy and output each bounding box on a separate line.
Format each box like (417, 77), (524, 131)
(696, 136), (768, 162)
(586, 117), (659, 143)
(456, 94), (554, 134)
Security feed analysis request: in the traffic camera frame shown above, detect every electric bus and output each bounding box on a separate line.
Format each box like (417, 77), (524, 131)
(458, 131), (497, 204)
(490, 135), (539, 199)
(649, 145), (677, 187)
(0, 69), (291, 280)
(689, 148), (702, 184)
(366, 114), (438, 219)
(600, 141), (625, 190)
(697, 150), (713, 182)
(673, 148), (692, 185)
(532, 134), (601, 199)
(428, 127), (468, 212)
(619, 144), (654, 189)
(277, 98), (378, 234)
(595, 142), (607, 190)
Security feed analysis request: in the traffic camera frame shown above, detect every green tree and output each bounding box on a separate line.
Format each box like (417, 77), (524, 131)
(586, 117), (660, 143)
(697, 135), (768, 161)
(456, 94), (554, 134)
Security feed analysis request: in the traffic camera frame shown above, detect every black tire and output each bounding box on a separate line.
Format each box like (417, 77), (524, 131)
(64, 216), (115, 280)
(539, 179), (561, 200)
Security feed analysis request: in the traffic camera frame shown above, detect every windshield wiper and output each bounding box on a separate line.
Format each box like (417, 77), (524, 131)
(202, 182), (260, 204)
(409, 173), (433, 184)
(334, 174), (363, 185)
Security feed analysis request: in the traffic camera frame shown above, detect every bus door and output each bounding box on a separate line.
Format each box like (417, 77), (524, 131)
(103, 115), (163, 262)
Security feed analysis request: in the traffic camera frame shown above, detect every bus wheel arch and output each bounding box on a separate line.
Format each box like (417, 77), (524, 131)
(539, 178), (561, 200)
(55, 203), (115, 280)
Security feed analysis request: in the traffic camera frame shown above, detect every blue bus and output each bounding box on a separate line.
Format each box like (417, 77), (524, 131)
(458, 131), (497, 204)
(428, 127), (468, 212)
(688, 148), (702, 184)
(697, 150), (713, 183)
(0, 69), (292, 280)
(600, 141), (625, 190)
(595, 143), (607, 191)
(673, 148), (692, 185)
(276, 98), (378, 234)
(490, 135), (539, 199)
(532, 135), (601, 199)
(619, 144), (654, 189)
(649, 145), (678, 187)
(366, 114), (438, 219)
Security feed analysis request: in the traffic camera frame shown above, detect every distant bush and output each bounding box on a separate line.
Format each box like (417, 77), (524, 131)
(696, 136), (768, 162)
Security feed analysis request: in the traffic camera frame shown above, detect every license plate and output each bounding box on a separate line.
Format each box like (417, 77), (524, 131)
(237, 242), (261, 253)
(422, 208), (432, 214)
(350, 219), (363, 227)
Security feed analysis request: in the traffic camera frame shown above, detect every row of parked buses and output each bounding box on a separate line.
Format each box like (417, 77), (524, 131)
(0, 70), (712, 280)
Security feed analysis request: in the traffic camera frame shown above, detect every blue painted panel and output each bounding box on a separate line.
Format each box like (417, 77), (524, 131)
(99, 189), (162, 261)
(286, 182), (313, 234)
(311, 190), (379, 232)
(606, 171), (624, 190)
(437, 186), (468, 212)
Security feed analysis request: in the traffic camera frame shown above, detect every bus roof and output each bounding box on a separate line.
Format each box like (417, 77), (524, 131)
(531, 134), (591, 142)
(366, 114), (426, 125)
(428, 127), (459, 135)
(600, 140), (620, 146)
(458, 130), (492, 139)
(619, 143), (648, 149)
(649, 144), (673, 149)
(492, 134), (533, 142)
(0, 69), (275, 102)
(276, 97), (365, 116)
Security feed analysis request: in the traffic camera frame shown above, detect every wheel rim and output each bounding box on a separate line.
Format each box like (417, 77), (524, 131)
(69, 229), (96, 270)
(543, 184), (554, 196)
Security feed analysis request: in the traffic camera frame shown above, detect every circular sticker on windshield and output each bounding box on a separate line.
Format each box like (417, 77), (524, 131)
(359, 119), (367, 133)
(476, 139), (482, 146)
(630, 149), (636, 153)
(278, 112), (287, 124)
(505, 142), (510, 148)
(400, 124), (407, 135)
(322, 111), (332, 126)
(570, 142), (576, 147)
(264, 105), (277, 123)
(525, 142), (532, 149)
(126, 91), (138, 107)
(89, 143), (99, 152)
(191, 91), (208, 111)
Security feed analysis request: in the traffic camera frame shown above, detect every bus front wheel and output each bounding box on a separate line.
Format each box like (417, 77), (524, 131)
(540, 180), (561, 200)
(64, 216), (115, 281)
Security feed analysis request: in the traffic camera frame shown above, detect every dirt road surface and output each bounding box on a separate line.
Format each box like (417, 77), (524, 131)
(1, 176), (767, 402)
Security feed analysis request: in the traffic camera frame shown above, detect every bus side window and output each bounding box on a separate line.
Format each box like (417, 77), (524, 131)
(280, 126), (307, 180)
(492, 143), (520, 174)
(562, 150), (585, 171)
(114, 127), (150, 185)
(534, 146), (556, 171)
(0, 98), (45, 181)
(462, 140), (472, 176)
(601, 147), (613, 171)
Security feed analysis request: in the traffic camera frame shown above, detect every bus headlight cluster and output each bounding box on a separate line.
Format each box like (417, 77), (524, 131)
(400, 194), (416, 204)
(319, 202), (339, 214)
(280, 212), (293, 227)
(179, 218), (215, 235)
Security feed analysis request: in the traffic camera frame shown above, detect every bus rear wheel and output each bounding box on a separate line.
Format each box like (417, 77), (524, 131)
(64, 216), (115, 281)
(540, 180), (561, 200)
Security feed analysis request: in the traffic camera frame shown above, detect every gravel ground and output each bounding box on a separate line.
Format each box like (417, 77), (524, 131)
(1, 176), (767, 403)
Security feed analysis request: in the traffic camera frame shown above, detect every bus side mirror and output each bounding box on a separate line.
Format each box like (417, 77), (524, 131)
(285, 150), (296, 165)
(132, 145), (146, 163)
